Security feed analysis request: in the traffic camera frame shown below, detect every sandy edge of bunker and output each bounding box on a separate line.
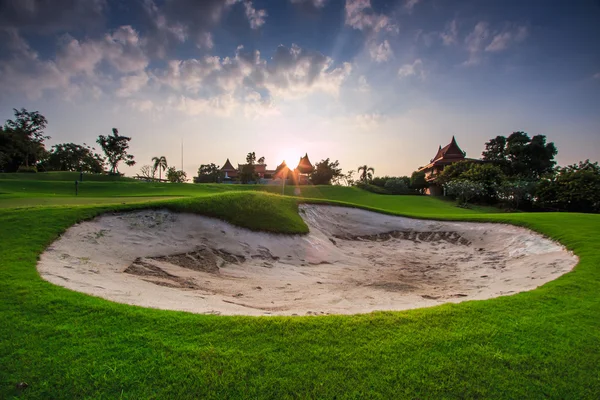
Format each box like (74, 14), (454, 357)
(37, 205), (578, 316)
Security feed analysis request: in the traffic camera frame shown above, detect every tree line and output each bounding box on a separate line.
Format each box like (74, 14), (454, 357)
(0, 108), (189, 183)
(0, 108), (136, 175)
(436, 132), (599, 213)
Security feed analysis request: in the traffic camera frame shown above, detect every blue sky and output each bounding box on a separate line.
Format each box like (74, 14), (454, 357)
(0, 0), (599, 177)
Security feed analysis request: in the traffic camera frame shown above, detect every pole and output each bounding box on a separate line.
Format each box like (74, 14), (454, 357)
(181, 138), (183, 172)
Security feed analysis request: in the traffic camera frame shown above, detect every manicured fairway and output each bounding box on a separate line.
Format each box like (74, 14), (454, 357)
(1, 177), (599, 398)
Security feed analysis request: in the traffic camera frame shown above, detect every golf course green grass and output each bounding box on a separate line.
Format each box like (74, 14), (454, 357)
(1, 174), (599, 398)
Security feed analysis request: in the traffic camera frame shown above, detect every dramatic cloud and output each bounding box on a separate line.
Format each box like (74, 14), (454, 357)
(345, 0), (398, 33)
(0, 25), (150, 99)
(116, 71), (150, 97)
(155, 44), (352, 115)
(0, 29), (70, 99)
(58, 26), (148, 75)
(398, 59), (424, 79)
(0, 0), (106, 33)
(368, 40), (393, 63)
(140, 0), (266, 55)
(243, 1), (267, 29)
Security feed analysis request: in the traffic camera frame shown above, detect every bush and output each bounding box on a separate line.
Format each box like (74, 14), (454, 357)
(461, 163), (505, 203)
(536, 160), (600, 213)
(444, 180), (485, 206)
(410, 170), (427, 194)
(372, 176), (410, 188)
(495, 180), (537, 209)
(356, 183), (389, 194)
(17, 165), (37, 173)
(384, 179), (410, 194)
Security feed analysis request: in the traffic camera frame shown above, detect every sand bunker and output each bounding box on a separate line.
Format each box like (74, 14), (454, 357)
(37, 205), (578, 316)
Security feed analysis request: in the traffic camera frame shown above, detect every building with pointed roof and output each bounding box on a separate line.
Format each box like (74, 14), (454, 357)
(418, 136), (480, 195)
(220, 158), (238, 180)
(209, 154), (312, 184)
(295, 153), (314, 175)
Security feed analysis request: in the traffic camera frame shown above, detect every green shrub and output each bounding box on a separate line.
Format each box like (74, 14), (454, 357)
(356, 183), (389, 194)
(444, 179), (484, 206)
(384, 179), (410, 194)
(17, 165), (37, 173)
(536, 160), (600, 213)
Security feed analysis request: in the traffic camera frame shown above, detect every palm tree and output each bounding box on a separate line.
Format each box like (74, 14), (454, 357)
(152, 156), (168, 181)
(357, 165), (374, 183)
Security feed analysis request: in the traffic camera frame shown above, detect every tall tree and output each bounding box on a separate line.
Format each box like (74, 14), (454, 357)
(310, 158), (343, 185)
(152, 156), (168, 181)
(482, 132), (557, 178)
(196, 163), (222, 183)
(166, 166), (187, 183)
(481, 135), (508, 172)
(524, 134), (558, 178)
(1, 108), (49, 170)
(536, 160), (600, 213)
(239, 152), (259, 183)
(139, 165), (154, 179)
(357, 165), (374, 183)
(96, 128), (135, 175)
(410, 170), (427, 194)
(42, 142), (105, 173)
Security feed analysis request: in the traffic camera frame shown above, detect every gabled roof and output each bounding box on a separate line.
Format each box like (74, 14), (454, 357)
(431, 136), (466, 162)
(221, 158), (235, 171)
(275, 160), (288, 170)
(273, 161), (290, 179)
(296, 153), (314, 174)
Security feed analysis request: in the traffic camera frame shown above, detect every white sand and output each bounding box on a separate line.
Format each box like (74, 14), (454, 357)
(37, 205), (578, 316)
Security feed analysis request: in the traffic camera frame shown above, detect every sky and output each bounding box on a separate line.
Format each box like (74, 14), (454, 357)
(0, 0), (599, 178)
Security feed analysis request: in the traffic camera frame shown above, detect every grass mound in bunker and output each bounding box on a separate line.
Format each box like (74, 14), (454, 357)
(37, 205), (577, 316)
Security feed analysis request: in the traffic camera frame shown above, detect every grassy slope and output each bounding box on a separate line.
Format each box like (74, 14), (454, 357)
(0, 178), (498, 214)
(0, 171), (138, 181)
(0, 183), (599, 398)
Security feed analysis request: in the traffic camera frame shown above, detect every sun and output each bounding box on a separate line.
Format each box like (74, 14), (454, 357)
(277, 147), (302, 166)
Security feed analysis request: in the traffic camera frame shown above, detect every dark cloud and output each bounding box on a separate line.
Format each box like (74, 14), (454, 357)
(0, 0), (107, 33)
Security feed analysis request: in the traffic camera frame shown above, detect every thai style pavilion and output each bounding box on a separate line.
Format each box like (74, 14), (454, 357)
(220, 159), (237, 180)
(219, 153), (313, 183)
(418, 136), (477, 195)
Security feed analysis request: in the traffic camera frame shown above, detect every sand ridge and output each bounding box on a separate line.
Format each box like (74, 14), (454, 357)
(37, 205), (578, 316)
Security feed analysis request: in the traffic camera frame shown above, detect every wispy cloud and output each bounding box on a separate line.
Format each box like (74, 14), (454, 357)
(398, 59), (424, 79)
(243, 1), (267, 29)
(368, 40), (393, 62)
(594, 72), (600, 79)
(357, 75), (370, 92)
(355, 112), (384, 129)
(345, 0), (398, 33)
(403, 0), (421, 13)
(486, 26), (528, 52)
(440, 19), (458, 46)
(463, 22), (527, 66)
